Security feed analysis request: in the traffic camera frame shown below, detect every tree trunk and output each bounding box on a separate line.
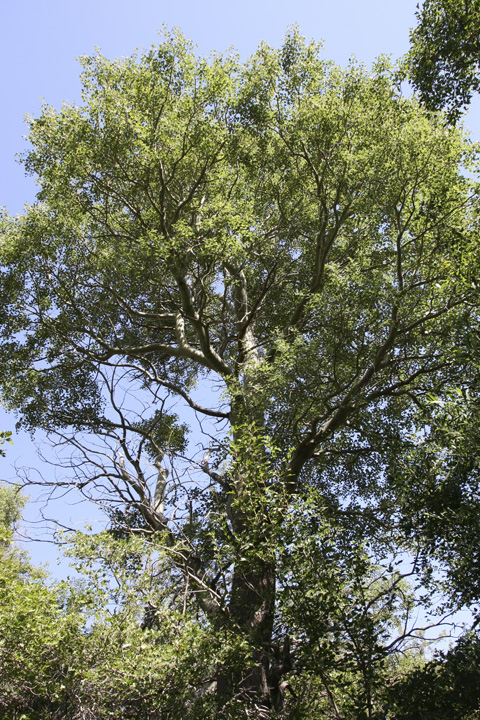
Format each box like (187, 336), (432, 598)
(217, 556), (276, 716)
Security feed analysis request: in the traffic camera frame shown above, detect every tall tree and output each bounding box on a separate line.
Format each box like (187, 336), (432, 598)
(0, 29), (479, 716)
(407, 0), (480, 122)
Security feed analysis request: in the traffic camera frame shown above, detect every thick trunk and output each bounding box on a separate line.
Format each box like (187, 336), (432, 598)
(217, 363), (278, 713)
(217, 556), (276, 716)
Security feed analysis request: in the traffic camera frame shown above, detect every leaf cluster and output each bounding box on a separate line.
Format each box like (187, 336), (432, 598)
(407, 0), (480, 121)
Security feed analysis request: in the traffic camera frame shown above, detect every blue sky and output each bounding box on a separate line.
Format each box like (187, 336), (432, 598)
(1, 0), (479, 572)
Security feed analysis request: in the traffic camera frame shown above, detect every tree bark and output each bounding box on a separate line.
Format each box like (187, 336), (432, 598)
(217, 554), (276, 715)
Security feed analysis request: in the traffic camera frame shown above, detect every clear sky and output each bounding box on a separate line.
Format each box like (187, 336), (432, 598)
(1, 0), (479, 572)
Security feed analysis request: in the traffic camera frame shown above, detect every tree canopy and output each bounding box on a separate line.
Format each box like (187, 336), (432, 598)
(1, 29), (480, 717)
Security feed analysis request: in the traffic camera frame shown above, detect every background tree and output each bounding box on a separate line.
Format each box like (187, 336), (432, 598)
(0, 489), (226, 719)
(389, 383), (480, 611)
(386, 627), (480, 720)
(407, 0), (480, 122)
(1, 29), (479, 716)
(0, 483), (82, 719)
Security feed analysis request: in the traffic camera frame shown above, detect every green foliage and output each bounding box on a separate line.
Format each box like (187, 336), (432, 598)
(0, 430), (13, 457)
(1, 26), (480, 717)
(133, 410), (190, 459)
(0, 513), (247, 719)
(0, 484), (80, 719)
(389, 385), (480, 610)
(0, 482), (24, 545)
(0, 560), (82, 719)
(387, 629), (480, 720)
(274, 494), (419, 718)
(407, 0), (480, 121)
